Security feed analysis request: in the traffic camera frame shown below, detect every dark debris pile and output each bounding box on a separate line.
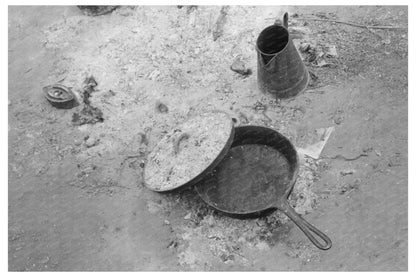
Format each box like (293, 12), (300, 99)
(72, 76), (104, 126)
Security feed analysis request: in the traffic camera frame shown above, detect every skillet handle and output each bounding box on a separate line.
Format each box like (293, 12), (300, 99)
(277, 200), (332, 250)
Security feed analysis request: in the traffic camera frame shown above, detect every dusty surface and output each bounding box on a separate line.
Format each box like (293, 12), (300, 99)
(8, 5), (407, 271)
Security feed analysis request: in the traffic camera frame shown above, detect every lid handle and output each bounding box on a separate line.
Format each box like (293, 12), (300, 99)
(173, 133), (190, 155)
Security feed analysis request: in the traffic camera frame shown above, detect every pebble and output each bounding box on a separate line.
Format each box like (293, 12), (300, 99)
(230, 58), (252, 76)
(326, 44), (338, 57)
(85, 136), (99, 148)
(117, 8), (134, 17)
(382, 39), (391, 45)
(255, 241), (270, 250)
(156, 101), (169, 113)
(334, 115), (343, 125)
(168, 34), (180, 44)
(148, 70), (160, 80)
(184, 212), (192, 220)
(221, 83), (233, 94)
(299, 42), (311, 52)
(40, 256), (50, 264)
(316, 59), (329, 67)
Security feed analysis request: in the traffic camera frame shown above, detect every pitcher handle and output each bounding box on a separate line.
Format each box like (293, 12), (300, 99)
(283, 12), (288, 29)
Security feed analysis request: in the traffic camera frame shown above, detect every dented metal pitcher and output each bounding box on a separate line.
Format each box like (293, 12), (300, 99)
(256, 12), (309, 98)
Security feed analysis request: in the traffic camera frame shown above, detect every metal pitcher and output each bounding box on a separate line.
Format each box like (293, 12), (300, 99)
(256, 12), (309, 99)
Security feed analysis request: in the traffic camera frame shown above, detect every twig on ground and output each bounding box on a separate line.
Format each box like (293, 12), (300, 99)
(324, 153), (369, 161)
(212, 6), (230, 41)
(120, 153), (144, 166)
(294, 17), (407, 30)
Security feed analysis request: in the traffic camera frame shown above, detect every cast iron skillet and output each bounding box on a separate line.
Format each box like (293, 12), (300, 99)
(195, 125), (332, 250)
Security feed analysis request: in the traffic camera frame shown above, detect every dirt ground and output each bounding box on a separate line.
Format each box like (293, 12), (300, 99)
(8, 5), (407, 271)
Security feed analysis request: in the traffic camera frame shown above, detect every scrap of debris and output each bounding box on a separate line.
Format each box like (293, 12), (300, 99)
(340, 169), (356, 176)
(243, 101), (272, 122)
(251, 101), (267, 112)
(215, 81), (233, 94)
(77, 6), (118, 16)
(299, 42), (317, 62)
(326, 44), (338, 57)
(212, 6), (230, 41)
(308, 70), (318, 82)
(331, 108), (344, 125)
(296, 127), (335, 159)
(80, 76), (98, 105)
(177, 5), (198, 13)
(72, 76), (104, 126)
(306, 70), (324, 91)
(339, 180), (360, 195)
(299, 42), (338, 68)
(72, 106), (104, 126)
(186, 6), (198, 14)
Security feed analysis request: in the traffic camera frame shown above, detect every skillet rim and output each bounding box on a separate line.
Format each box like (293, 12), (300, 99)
(195, 125), (300, 216)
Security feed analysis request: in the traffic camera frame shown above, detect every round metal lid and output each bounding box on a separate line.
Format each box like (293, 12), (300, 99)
(144, 111), (234, 192)
(43, 84), (77, 109)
